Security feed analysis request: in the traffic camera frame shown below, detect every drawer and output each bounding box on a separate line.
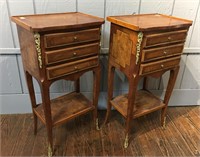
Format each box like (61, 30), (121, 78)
(139, 56), (181, 75)
(45, 43), (99, 65)
(144, 30), (187, 47)
(141, 43), (184, 62)
(44, 28), (100, 48)
(47, 56), (98, 80)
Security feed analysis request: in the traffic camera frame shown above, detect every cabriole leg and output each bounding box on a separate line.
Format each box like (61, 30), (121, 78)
(40, 83), (53, 156)
(24, 71), (38, 135)
(161, 67), (179, 128)
(104, 65), (115, 125)
(93, 66), (101, 130)
(124, 75), (139, 148)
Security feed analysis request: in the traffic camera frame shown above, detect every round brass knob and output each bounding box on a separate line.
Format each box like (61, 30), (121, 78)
(73, 52), (77, 56)
(161, 64), (164, 68)
(168, 36), (172, 40)
(74, 66), (78, 70)
(163, 51), (167, 55)
(74, 36), (77, 40)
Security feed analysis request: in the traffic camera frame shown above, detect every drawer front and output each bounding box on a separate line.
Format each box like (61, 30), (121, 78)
(45, 43), (99, 65)
(144, 30), (187, 47)
(44, 28), (100, 48)
(141, 43), (184, 62)
(139, 56), (181, 75)
(47, 56), (98, 80)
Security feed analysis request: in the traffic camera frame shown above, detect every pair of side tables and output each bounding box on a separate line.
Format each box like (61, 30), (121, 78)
(11, 12), (192, 156)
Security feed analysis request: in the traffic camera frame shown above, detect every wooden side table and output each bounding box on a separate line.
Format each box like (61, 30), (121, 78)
(104, 14), (192, 148)
(11, 12), (104, 156)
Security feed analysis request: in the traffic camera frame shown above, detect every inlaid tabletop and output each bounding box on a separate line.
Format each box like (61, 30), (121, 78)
(107, 14), (192, 31)
(11, 12), (104, 32)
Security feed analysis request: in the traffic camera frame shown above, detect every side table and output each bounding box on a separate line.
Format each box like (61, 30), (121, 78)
(104, 13), (192, 148)
(11, 12), (104, 156)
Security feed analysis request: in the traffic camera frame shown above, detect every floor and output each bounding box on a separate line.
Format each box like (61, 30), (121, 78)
(0, 106), (200, 156)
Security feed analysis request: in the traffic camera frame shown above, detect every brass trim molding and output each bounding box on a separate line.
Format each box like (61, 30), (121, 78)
(124, 134), (129, 148)
(162, 117), (166, 129)
(96, 118), (100, 130)
(136, 32), (143, 65)
(48, 143), (53, 157)
(34, 33), (42, 68)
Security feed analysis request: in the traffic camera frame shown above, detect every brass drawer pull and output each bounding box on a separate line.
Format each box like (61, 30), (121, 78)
(161, 64), (164, 68)
(73, 52), (77, 56)
(163, 51), (167, 55)
(74, 66), (78, 70)
(168, 36), (172, 41)
(74, 36), (77, 40)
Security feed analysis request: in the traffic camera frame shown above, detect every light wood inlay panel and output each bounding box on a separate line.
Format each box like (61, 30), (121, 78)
(111, 30), (132, 68)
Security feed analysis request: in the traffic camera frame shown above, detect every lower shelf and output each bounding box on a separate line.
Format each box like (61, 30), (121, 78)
(111, 90), (165, 119)
(34, 92), (94, 126)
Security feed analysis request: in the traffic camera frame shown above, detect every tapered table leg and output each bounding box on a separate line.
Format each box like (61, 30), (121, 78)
(93, 66), (101, 130)
(104, 65), (115, 125)
(40, 83), (53, 156)
(161, 67), (179, 128)
(24, 71), (38, 135)
(124, 75), (139, 148)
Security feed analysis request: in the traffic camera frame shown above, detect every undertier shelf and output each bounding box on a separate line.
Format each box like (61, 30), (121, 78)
(34, 92), (94, 126)
(111, 90), (165, 119)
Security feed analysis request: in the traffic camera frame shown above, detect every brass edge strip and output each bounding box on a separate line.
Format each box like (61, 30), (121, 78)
(34, 33), (42, 68)
(136, 32), (143, 65)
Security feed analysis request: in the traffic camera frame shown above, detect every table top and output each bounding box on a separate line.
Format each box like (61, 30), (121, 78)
(11, 12), (104, 32)
(107, 14), (192, 32)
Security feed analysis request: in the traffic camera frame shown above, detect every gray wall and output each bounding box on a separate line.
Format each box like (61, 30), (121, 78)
(0, 0), (200, 114)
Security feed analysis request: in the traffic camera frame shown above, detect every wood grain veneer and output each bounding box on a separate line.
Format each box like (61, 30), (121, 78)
(34, 92), (94, 126)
